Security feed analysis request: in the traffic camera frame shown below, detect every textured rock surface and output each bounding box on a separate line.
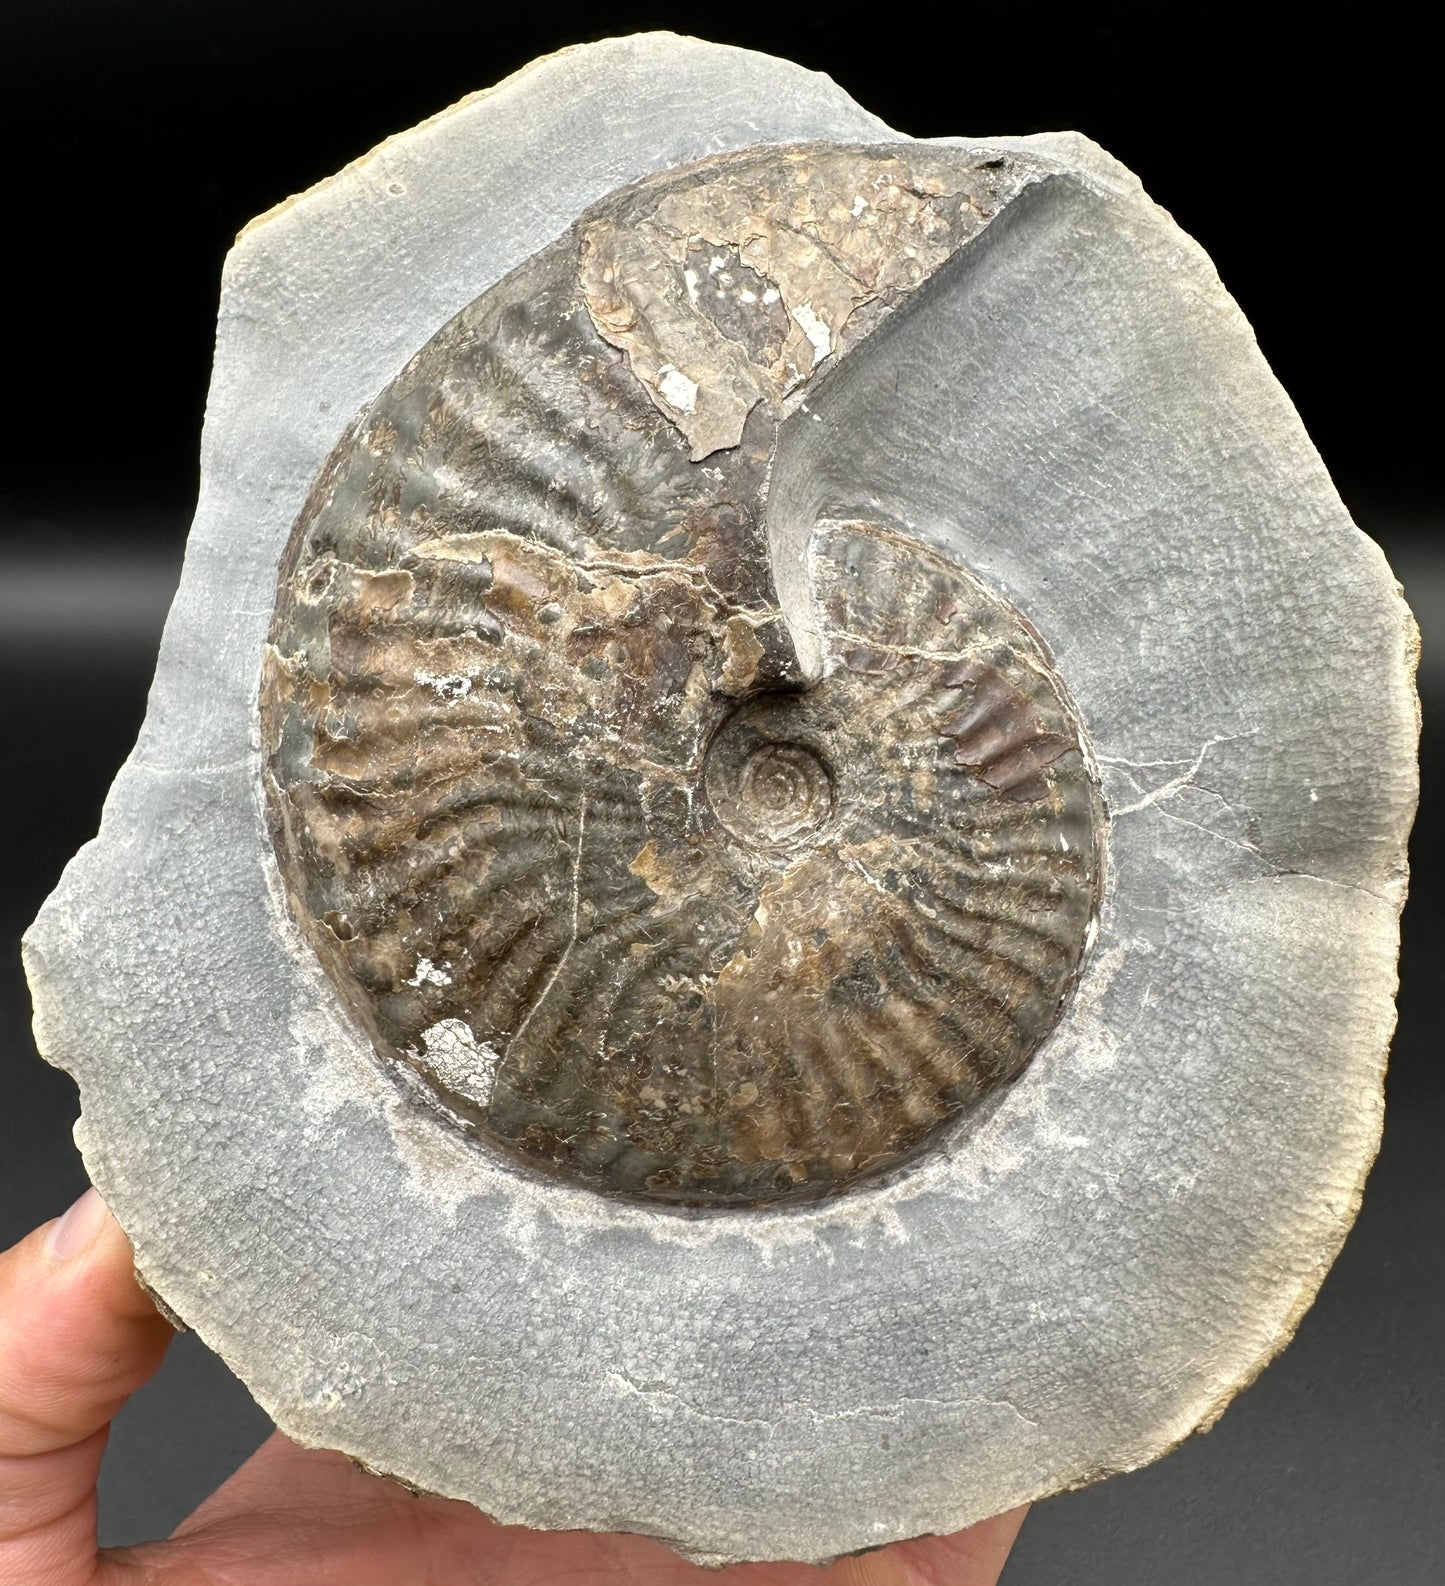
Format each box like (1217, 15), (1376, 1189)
(23, 32), (1418, 1566)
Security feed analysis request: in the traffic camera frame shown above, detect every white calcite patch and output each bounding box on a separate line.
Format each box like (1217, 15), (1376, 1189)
(411, 1019), (501, 1106)
(415, 669), (472, 701)
(791, 301), (832, 364)
(657, 363), (698, 413)
(404, 956), (452, 988)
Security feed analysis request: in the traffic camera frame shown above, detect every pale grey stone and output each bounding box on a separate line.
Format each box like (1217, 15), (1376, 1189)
(24, 32), (1418, 1566)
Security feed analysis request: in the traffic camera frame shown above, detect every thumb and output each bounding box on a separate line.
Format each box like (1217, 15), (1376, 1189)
(0, 1188), (174, 1586)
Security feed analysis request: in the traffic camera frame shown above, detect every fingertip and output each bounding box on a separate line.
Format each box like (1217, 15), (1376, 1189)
(31, 1187), (171, 1329)
(42, 1186), (110, 1263)
(0, 1189), (177, 1583)
(0, 1188), (174, 1457)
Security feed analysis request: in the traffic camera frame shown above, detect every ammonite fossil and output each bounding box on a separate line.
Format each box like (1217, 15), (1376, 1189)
(260, 146), (1103, 1207)
(24, 35), (1418, 1567)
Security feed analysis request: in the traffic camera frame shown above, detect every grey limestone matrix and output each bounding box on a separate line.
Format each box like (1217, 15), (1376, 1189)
(24, 33), (1419, 1567)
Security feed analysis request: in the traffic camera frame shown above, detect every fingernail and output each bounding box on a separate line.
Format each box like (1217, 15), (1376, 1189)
(45, 1186), (108, 1262)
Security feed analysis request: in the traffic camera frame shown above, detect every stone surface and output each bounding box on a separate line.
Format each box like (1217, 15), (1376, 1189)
(23, 32), (1419, 1566)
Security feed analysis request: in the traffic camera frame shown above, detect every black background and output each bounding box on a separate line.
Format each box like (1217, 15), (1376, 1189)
(1, 4), (1439, 1581)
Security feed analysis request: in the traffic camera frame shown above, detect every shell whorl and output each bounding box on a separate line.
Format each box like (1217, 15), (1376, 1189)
(261, 145), (1103, 1207)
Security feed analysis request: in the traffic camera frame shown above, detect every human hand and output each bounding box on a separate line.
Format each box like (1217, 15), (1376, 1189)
(0, 1188), (1026, 1585)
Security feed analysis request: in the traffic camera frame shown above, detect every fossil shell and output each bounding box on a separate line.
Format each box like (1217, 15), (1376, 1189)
(260, 146), (1103, 1207)
(23, 35), (1418, 1569)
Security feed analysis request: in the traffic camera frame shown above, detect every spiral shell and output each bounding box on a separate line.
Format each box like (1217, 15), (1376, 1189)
(261, 144), (1103, 1206)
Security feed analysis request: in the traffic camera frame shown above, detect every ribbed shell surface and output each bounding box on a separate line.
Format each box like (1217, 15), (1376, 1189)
(261, 145), (1103, 1205)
